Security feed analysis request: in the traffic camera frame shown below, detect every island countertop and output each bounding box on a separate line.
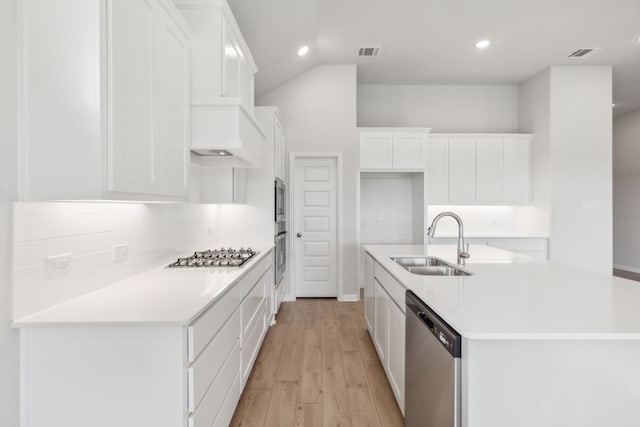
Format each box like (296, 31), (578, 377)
(12, 245), (274, 327)
(363, 244), (640, 340)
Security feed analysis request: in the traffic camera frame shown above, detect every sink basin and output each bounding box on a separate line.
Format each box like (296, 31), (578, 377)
(390, 256), (472, 276)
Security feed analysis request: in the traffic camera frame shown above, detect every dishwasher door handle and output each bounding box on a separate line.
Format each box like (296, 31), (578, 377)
(418, 311), (434, 329)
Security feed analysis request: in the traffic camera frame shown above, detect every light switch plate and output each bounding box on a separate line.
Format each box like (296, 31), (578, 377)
(113, 244), (129, 263)
(46, 253), (72, 277)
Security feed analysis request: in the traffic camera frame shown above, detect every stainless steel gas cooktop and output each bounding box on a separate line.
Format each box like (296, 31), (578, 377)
(167, 247), (258, 268)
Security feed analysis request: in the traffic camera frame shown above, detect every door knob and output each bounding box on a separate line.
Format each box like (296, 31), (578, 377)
(297, 233), (302, 238)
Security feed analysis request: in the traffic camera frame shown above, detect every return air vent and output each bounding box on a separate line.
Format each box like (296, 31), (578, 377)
(358, 46), (381, 57)
(568, 48), (602, 58)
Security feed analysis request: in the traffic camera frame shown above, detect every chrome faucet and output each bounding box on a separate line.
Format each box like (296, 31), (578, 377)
(426, 212), (470, 266)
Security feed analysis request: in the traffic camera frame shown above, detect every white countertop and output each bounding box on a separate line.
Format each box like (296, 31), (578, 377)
(13, 245), (274, 327)
(364, 244), (640, 340)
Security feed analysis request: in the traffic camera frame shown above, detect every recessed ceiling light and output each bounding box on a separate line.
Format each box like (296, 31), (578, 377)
(475, 40), (491, 49)
(612, 103), (616, 107)
(297, 45), (309, 56)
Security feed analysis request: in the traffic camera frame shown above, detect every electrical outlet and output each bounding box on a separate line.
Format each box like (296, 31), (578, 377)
(112, 244), (129, 263)
(46, 253), (72, 277)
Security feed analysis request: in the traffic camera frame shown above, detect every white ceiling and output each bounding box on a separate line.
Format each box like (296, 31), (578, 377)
(228, 0), (640, 114)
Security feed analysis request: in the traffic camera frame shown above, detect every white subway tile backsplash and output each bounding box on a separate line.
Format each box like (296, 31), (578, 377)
(11, 202), (220, 319)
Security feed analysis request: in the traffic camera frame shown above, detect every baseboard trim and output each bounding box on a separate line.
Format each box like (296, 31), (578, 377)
(283, 294), (296, 302)
(613, 264), (640, 274)
(340, 294), (360, 302)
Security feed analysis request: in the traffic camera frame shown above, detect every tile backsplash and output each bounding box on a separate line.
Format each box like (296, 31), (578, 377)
(12, 202), (220, 320)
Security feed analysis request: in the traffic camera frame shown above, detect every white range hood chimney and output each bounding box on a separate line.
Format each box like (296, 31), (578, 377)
(175, 0), (266, 168)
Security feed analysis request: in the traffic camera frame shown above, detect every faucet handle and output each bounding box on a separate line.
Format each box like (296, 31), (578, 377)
(460, 243), (471, 259)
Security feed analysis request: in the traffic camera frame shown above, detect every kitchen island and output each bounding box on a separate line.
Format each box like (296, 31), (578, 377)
(14, 246), (275, 427)
(364, 244), (640, 427)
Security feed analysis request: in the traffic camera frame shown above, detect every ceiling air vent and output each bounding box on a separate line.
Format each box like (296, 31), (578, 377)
(358, 47), (381, 57)
(568, 48), (602, 58)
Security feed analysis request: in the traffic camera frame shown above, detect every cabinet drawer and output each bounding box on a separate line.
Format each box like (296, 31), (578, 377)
(212, 368), (242, 427)
(188, 308), (240, 412)
(235, 253), (272, 302)
(188, 288), (241, 362)
(187, 252), (272, 362)
(242, 272), (267, 338)
(374, 263), (406, 313)
(188, 340), (241, 427)
(242, 301), (267, 384)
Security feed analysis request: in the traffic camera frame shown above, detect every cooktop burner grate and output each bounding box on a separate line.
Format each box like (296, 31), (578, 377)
(166, 247), (258, 268)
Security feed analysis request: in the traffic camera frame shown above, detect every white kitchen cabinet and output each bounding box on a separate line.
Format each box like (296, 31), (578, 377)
(427, 138), (449, 204)
(368, 259), (406, 414)
(359, 128), (431, 170)
(20, 251), (274, 427)
(392, 133), (426, 169)
(475, 139), (503, 203)
(387, 299), (405, 413)
(175, 0), (266, 167)
(373, 279), (388, 366)
(427, 134), (531, 205)
(448, 139), (477, 204)
(19, 0), (192, 201)
(275, 115), (286, 180)
(364, 253), (375, 333)
(502, 138), (531, 204)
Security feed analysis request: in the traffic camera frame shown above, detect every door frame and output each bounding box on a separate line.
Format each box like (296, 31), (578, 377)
(288, 153), (344, 300)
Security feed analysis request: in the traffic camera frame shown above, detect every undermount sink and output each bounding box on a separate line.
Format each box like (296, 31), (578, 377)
(390, 256), (473, 276)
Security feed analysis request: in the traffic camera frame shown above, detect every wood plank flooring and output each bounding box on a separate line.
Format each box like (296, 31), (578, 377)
(231, 297), (404, 427)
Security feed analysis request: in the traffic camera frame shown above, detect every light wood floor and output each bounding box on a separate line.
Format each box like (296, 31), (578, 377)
(613, 268), (640, 282)
(230, 297), (404, 427)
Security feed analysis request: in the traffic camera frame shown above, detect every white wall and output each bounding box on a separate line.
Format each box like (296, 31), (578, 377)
(12, 203), (219, 319)
(549, 66), (612, 275)
(519, 66), (613, 274)
(612, 108), (640, 271)
(360, 173), (424, 244)
(518, 69), (552, 236)
(257, 65), (358, 298)
(357, 84), (519, 132)
(0, 0), (20, 424)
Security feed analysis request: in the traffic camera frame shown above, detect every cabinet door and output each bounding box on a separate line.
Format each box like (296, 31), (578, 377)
(154, 7), (189, 197)
(427, 138), (449, 204)
(503, 138), (531, 204)
(387, 300), (405, 414)
(364, 255), (375, 334)
(359, 133), (393, 169)
(373, 279), (388, 365)
(275, 117), (285, 180)
(392, 133), (425, 170)
(448, 139), (476, 204)
(108, 0), (155, 194)
(233, 168), (247, 203)
(476, 139), (503, 204)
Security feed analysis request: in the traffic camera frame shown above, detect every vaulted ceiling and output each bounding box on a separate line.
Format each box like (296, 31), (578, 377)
(229, 0), (640, 114)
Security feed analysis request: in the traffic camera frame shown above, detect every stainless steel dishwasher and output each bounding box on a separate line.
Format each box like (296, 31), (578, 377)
(405, 290), (462, 427)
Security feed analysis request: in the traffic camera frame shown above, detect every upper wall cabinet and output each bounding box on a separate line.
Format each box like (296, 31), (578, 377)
(358, 128), (431, 170)
(175, 0), (266, 168)
(255, 107), (286, 181)
(427, 134), (532, 205)
(18, 0), (192, 201)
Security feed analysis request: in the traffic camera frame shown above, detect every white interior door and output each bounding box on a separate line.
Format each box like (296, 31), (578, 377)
(293, 157), (338, 297)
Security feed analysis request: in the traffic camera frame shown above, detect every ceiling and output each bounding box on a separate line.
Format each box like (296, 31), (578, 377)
(228, 0), (640, 114)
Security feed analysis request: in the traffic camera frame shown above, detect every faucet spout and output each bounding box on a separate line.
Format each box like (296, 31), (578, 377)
(426, 212), (470, 266)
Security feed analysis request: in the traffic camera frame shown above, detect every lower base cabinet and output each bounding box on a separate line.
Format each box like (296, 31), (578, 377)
(20, 252), (273, 427)
(366, 253), (406, 415)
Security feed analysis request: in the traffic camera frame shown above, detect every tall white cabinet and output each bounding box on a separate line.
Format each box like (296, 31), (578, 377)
(18, 0), (192, 201)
